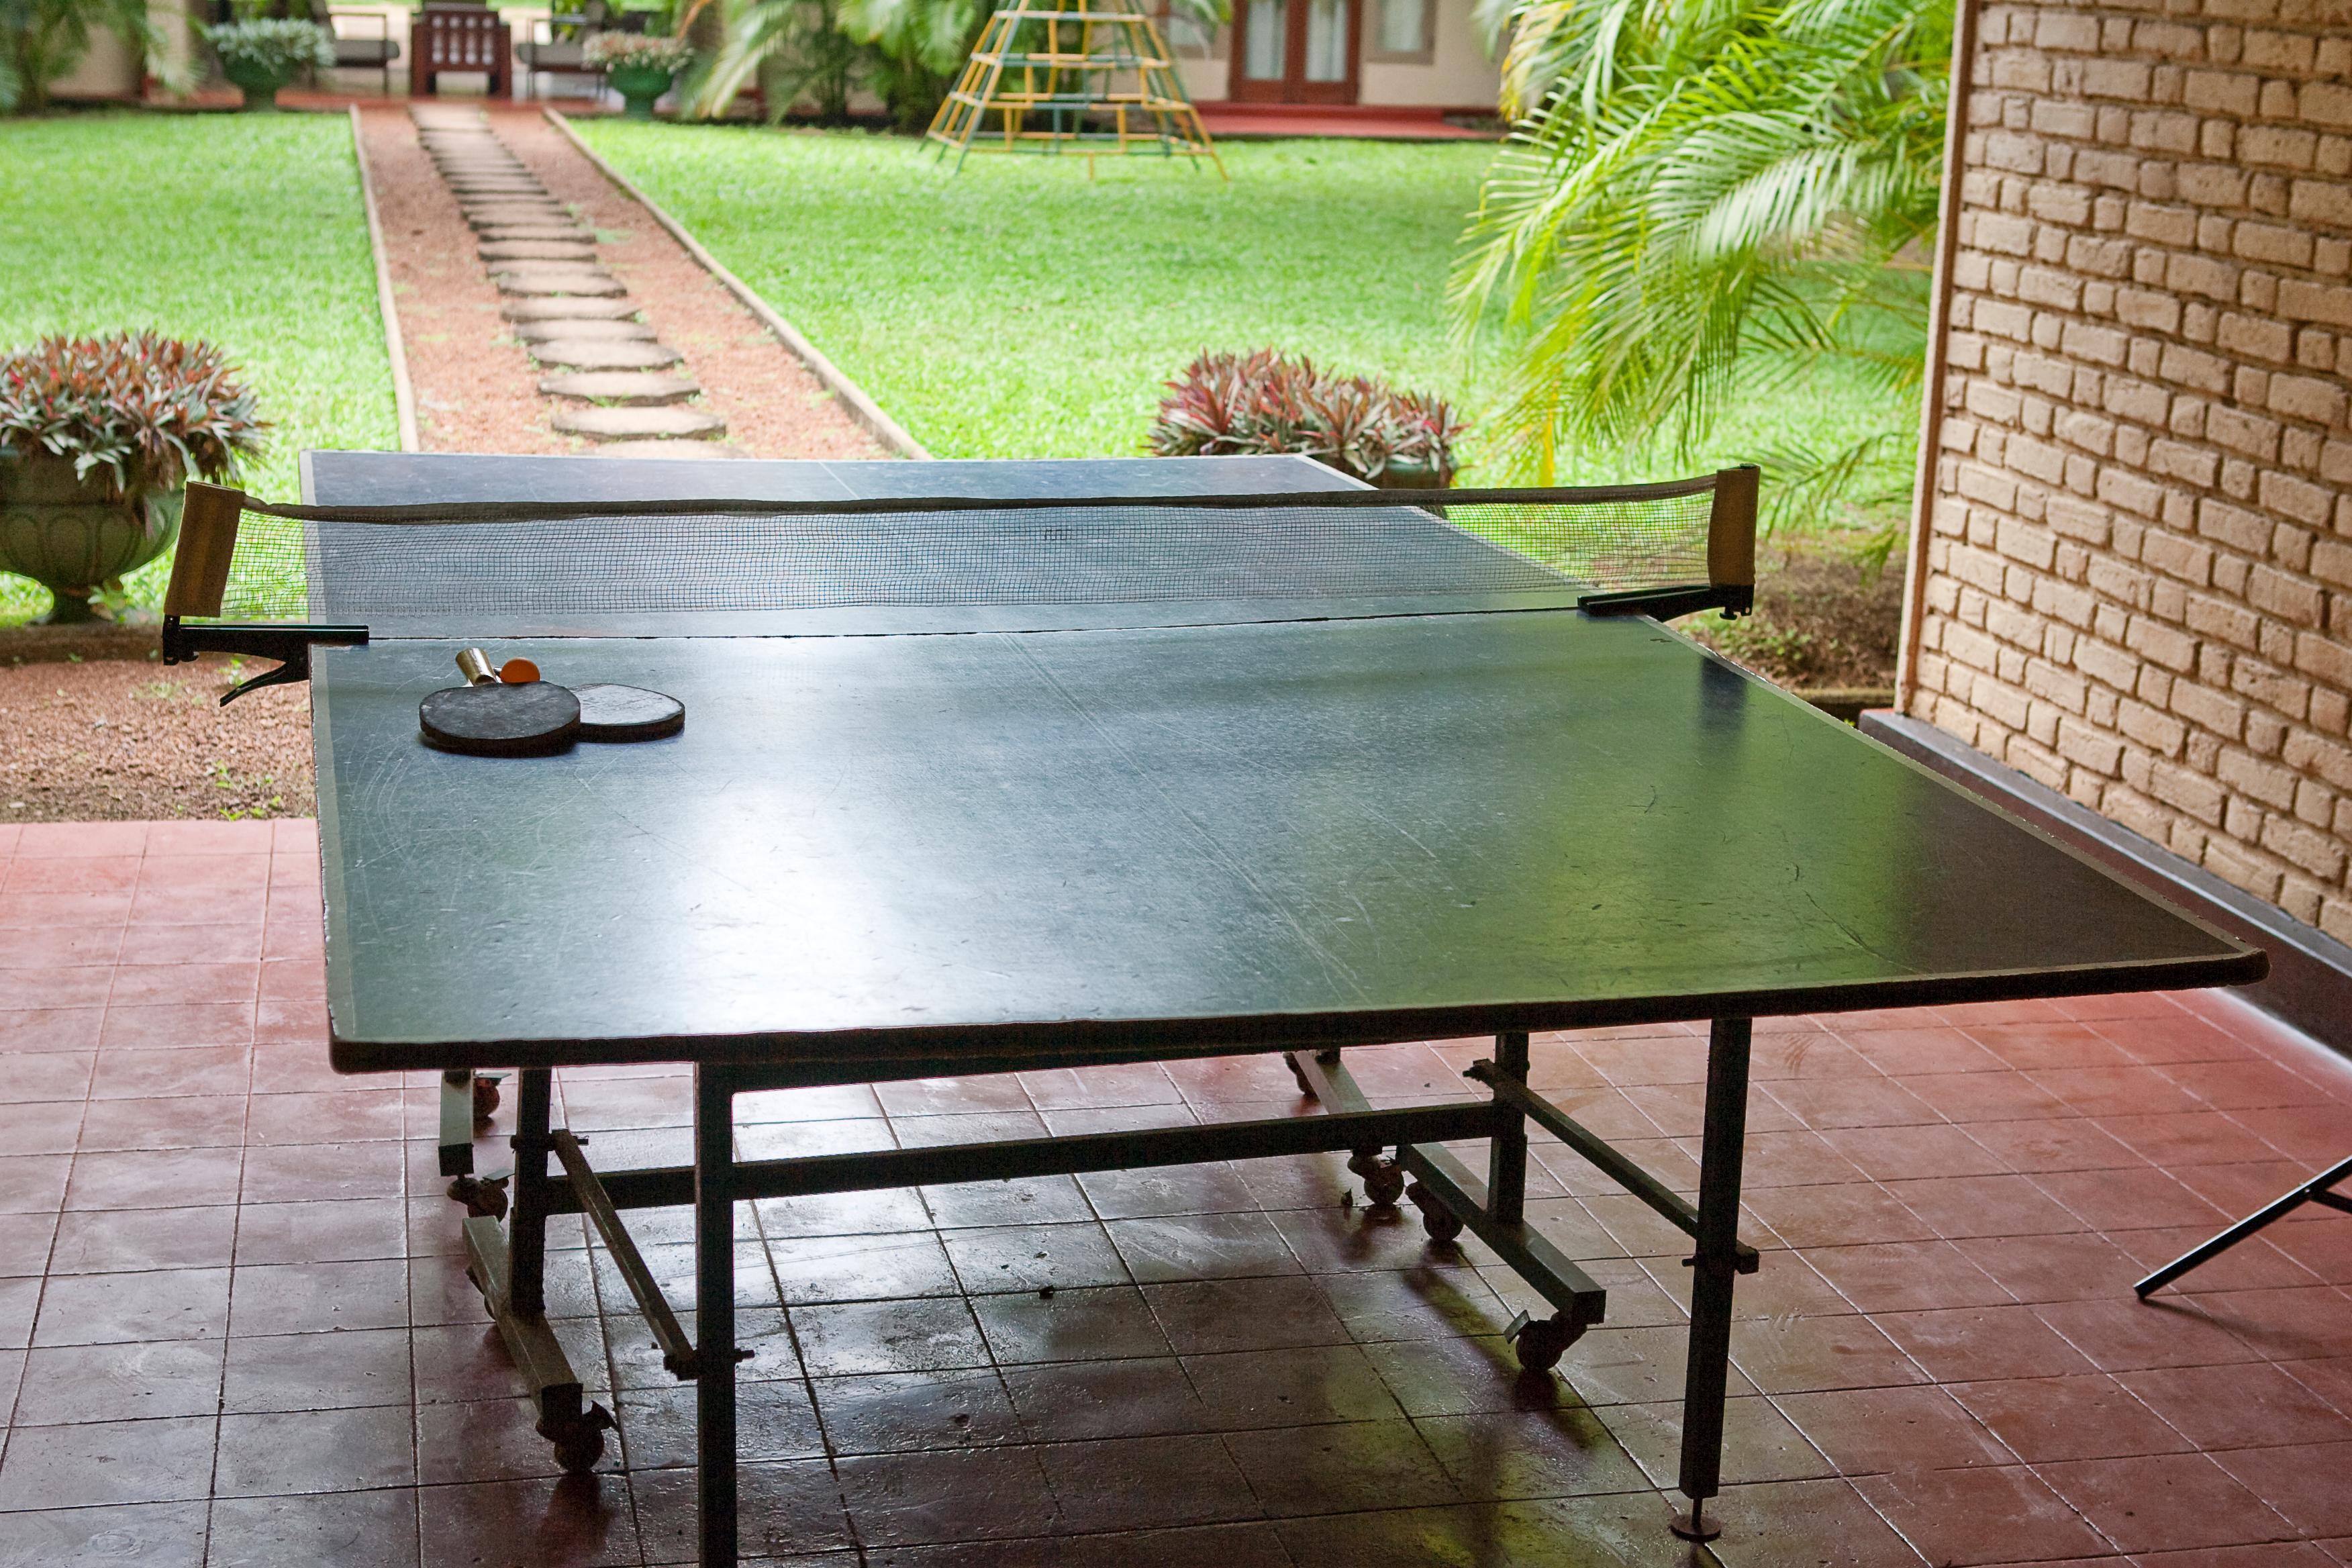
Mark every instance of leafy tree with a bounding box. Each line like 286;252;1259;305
692;0;1226;134
1;0;165;113
1452;0;1949;532
689;0;868;122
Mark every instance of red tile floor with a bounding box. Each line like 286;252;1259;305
1;819;2349;1566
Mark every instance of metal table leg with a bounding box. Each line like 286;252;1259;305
460;1064;611;1473
1673;1017;1753;1542
509;1067;553;1317
695;1064;740;1568
2136;1153;2352;1296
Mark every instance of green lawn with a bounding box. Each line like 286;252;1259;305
0;110;398;622
574;122;1912;503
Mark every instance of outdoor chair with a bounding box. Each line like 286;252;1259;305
416;1;513;97
517;0;613;100
307;0;401;95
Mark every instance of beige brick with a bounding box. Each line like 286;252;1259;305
2284;728;2352;791
2269;373;2346;426
2126;614;2200;671
2151;759;2228;823
2117;697;2188;754
2171;679;2248;738
2247;565;2325;625
2218;746;2301;809
2259;469;2335;528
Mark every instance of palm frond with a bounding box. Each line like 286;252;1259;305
1452;0;1952;507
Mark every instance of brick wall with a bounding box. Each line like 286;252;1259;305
1908;0;2352;938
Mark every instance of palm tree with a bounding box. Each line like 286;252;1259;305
1453;0;1950;530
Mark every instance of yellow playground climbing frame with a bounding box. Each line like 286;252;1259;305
926;0;1226;177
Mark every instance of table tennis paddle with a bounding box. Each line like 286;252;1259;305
575;684;687;742
420;648;581;756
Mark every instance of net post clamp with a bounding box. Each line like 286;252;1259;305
158;480;368;704
1577;583;1755;622
160;618;371;705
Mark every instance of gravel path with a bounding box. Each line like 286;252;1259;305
1;650;313;823
362;102;885;459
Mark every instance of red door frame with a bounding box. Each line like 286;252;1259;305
1228;0;1361;104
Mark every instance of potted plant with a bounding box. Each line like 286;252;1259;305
0;332;268;624
202;17;335;109
587;30;696;119
1149;350;1464;487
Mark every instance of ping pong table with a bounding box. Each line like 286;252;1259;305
168;450;2261;1565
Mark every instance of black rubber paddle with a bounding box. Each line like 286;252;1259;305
419;649;581;757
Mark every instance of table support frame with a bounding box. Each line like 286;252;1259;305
455;1024;1762;1567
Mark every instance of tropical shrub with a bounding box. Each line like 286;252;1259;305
0;0;163;112
1150;350;1462;486
0;332;268;495
1453;0;1948;532
202;17;334;80
691;0;864;122
691;0;1224;130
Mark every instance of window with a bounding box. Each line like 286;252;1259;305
1367;0;1434;63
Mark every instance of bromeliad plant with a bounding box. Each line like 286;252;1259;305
0;331;268;495
1150;350;1462;487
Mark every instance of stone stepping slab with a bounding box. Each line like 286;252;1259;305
553;404;726;441
495;269;618;293
479;226;595;243
499;275;628;298
465;207;573;228
449;185;550;199
503;297;639;322
479;241;600;262
511;318;658;343
493;258;615;277
530;338;683;369
540;371;702;405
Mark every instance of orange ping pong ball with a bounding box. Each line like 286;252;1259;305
499;658;541;685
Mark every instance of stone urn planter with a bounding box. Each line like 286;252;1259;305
606;62;677;119
586;34;696;121
203;20;337;111
1;330;267;624
220;54;299;110
0;453;184;624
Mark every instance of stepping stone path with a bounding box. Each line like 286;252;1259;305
407;105;728;449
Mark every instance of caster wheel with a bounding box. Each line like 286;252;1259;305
1406;1180;1464;1242
1348;1152;1405;1209
448;1173;509;1220
472;1073;503;1123
539;1404;614;1474
1506;1309;1583;1373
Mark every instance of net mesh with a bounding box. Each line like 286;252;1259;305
201;484;1724;626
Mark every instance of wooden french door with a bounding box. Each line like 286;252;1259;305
1228;0;1360;103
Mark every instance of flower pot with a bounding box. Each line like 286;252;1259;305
1374;459;1449;490
0;454;183;624
607;63;675;119
219;55;296;110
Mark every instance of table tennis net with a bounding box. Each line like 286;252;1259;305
166;476;1753;627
